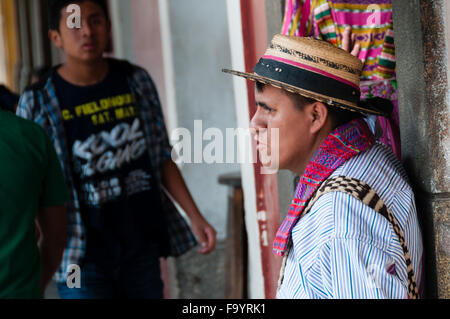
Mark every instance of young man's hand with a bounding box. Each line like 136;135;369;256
161;159;217;255
190;215;217;254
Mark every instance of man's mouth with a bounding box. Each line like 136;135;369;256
257;141;267;147
82;43;97;50
257;142;269;153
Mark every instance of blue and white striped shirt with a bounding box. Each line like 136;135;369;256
277;143;424;299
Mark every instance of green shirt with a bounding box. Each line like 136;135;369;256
0;110;68;299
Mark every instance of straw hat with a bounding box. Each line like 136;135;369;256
223;34;389;116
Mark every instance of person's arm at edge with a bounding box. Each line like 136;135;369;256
161;159;217;254
37;204;67;297
37;122;69;297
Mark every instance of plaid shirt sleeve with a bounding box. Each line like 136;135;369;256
132;67;172;170
17;90;37;121
17;89;56;142
17;85;87;284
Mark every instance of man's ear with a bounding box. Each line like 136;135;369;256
309;102;329;134
48;29;63;49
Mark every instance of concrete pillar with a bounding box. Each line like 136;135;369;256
265;0;298;223
392;0;450;298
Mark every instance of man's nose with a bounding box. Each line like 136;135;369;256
81;21;93;37
250;108;266;131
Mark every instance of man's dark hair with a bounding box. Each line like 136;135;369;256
325;104;364;129
256;81;363;128
47;0;109;31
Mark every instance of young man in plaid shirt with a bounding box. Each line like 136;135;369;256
17;0;216;299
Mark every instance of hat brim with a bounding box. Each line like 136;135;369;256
222;68;386;117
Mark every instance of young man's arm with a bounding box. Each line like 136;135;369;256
161;159;217;254
37;205;67;296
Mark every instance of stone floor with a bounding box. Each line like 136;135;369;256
175;240;226;299
44;281;60;299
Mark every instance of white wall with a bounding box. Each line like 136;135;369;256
167;0;240;241
225;0;265;299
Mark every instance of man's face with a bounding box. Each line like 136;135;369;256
52;1;110;63
251;85;315;175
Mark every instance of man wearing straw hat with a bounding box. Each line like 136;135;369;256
223;35;423;299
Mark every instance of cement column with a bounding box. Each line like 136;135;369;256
264;0;297;222
393;0;450;298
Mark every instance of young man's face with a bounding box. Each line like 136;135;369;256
51;1;111;63
251;85;316;175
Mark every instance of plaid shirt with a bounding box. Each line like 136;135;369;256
17;59;197;284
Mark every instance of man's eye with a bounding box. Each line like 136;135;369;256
261;105;274;113
90;18;103;25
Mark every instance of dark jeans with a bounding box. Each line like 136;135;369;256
56;254;164;299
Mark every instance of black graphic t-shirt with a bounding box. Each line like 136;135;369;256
54;66;166;267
